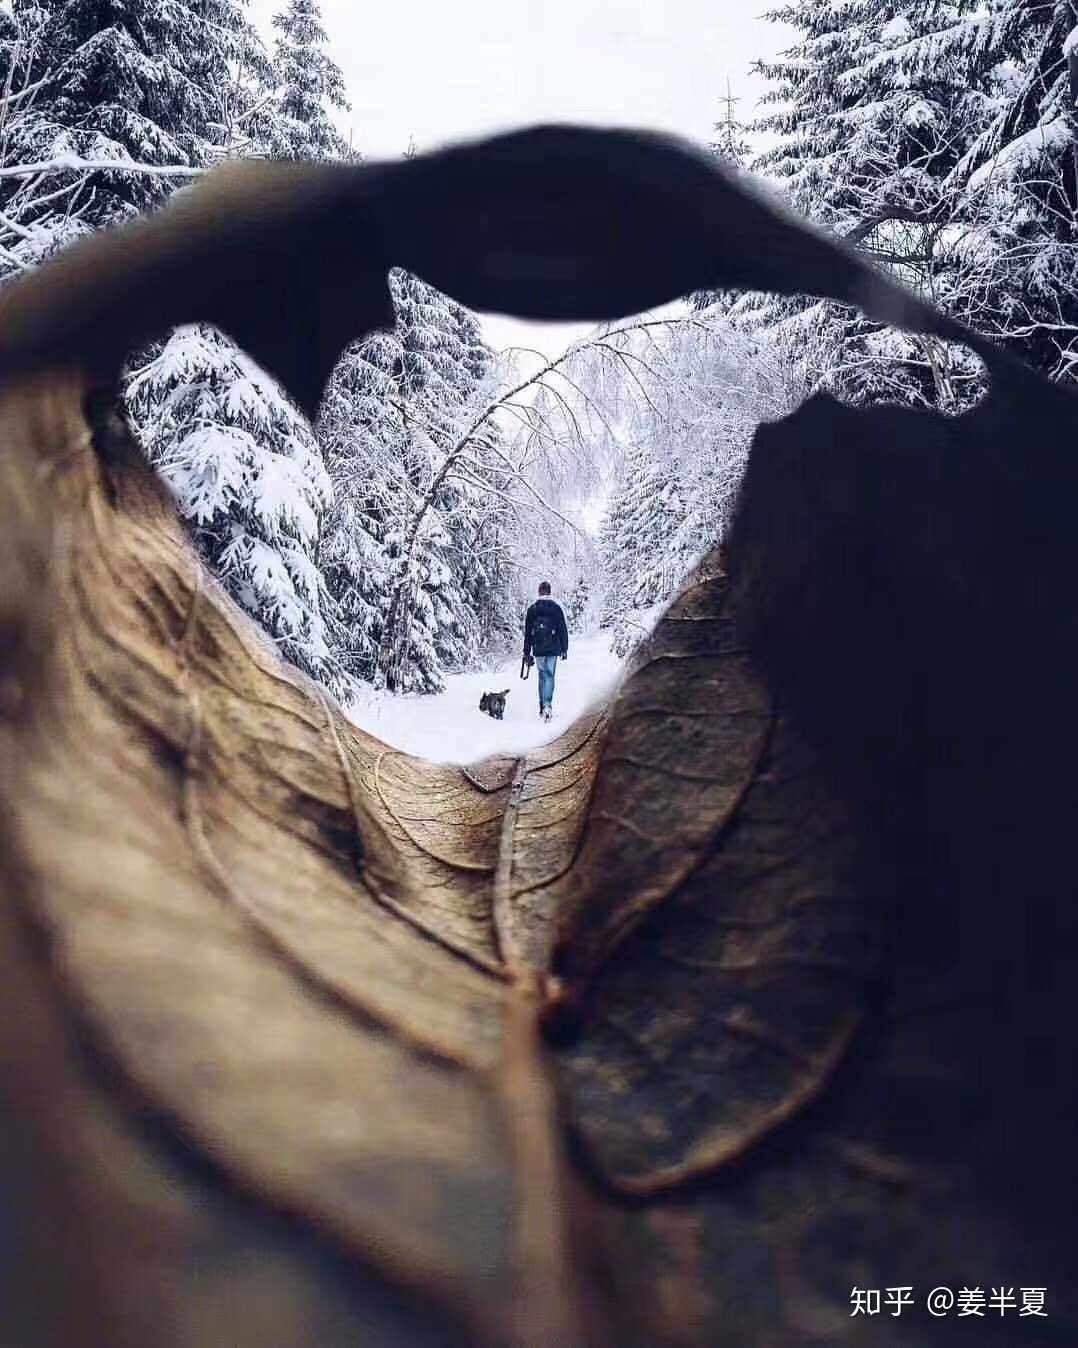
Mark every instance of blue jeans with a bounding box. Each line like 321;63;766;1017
536;654;558;710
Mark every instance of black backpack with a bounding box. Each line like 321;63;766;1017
532;609;559;656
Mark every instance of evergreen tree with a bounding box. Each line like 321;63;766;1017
708;79;750;166
599;445;691;656
268;0;349;161
749;0;1078;394
566;575;592;634
747;1;994;407
0;10;95;269
377;271;486;692
3;0;269;225
2;0;364;696
944;2;1078;377
318;328;401;684
0;2;367;700
691;80;752;312
667;403;757;561
126;324;345;694
320;268;514;694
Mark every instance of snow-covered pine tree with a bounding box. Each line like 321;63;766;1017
435;300;520;666
748;1;993;408
710;79;751;167
598;442;691;656
691;80;752;313
752;0;1078;393
0;1;362;699
321;268;515;694
375;271;478;693
387;283;522;691
667;402;758;561
66;0;355;695
268;0;349;161
943;2;1078;378
1;0;269;227
595;405;754;659
8;0;354;693
318;328;402;684
126;325;346;694
566;575;592;634
0;10;83;273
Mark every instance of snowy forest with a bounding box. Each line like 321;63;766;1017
2;0;1077;702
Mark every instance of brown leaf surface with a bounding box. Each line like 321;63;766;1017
2;374;1075;1348
0;381;531;1341
542;567;875;1193
2;126;1076;1348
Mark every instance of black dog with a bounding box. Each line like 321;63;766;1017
478;689;509;721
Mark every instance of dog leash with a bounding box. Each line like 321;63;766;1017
520;656;532;680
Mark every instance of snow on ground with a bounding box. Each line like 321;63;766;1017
346;632;624;764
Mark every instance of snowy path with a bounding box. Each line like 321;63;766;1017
346;633;624;764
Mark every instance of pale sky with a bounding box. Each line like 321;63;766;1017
250;0;795;356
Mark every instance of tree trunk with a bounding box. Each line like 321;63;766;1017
1068;17;1078;212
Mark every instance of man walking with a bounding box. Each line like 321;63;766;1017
523;581;568;722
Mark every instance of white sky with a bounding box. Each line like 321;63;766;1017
249;0;795;357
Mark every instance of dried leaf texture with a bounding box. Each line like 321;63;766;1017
0;378;523;1342
1;121;1075;1345
1;375;1074;1348
547;567;875;1193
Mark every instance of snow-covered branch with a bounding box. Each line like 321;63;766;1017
0;154;205;181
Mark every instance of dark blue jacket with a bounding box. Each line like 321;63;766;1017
524;597;568;658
